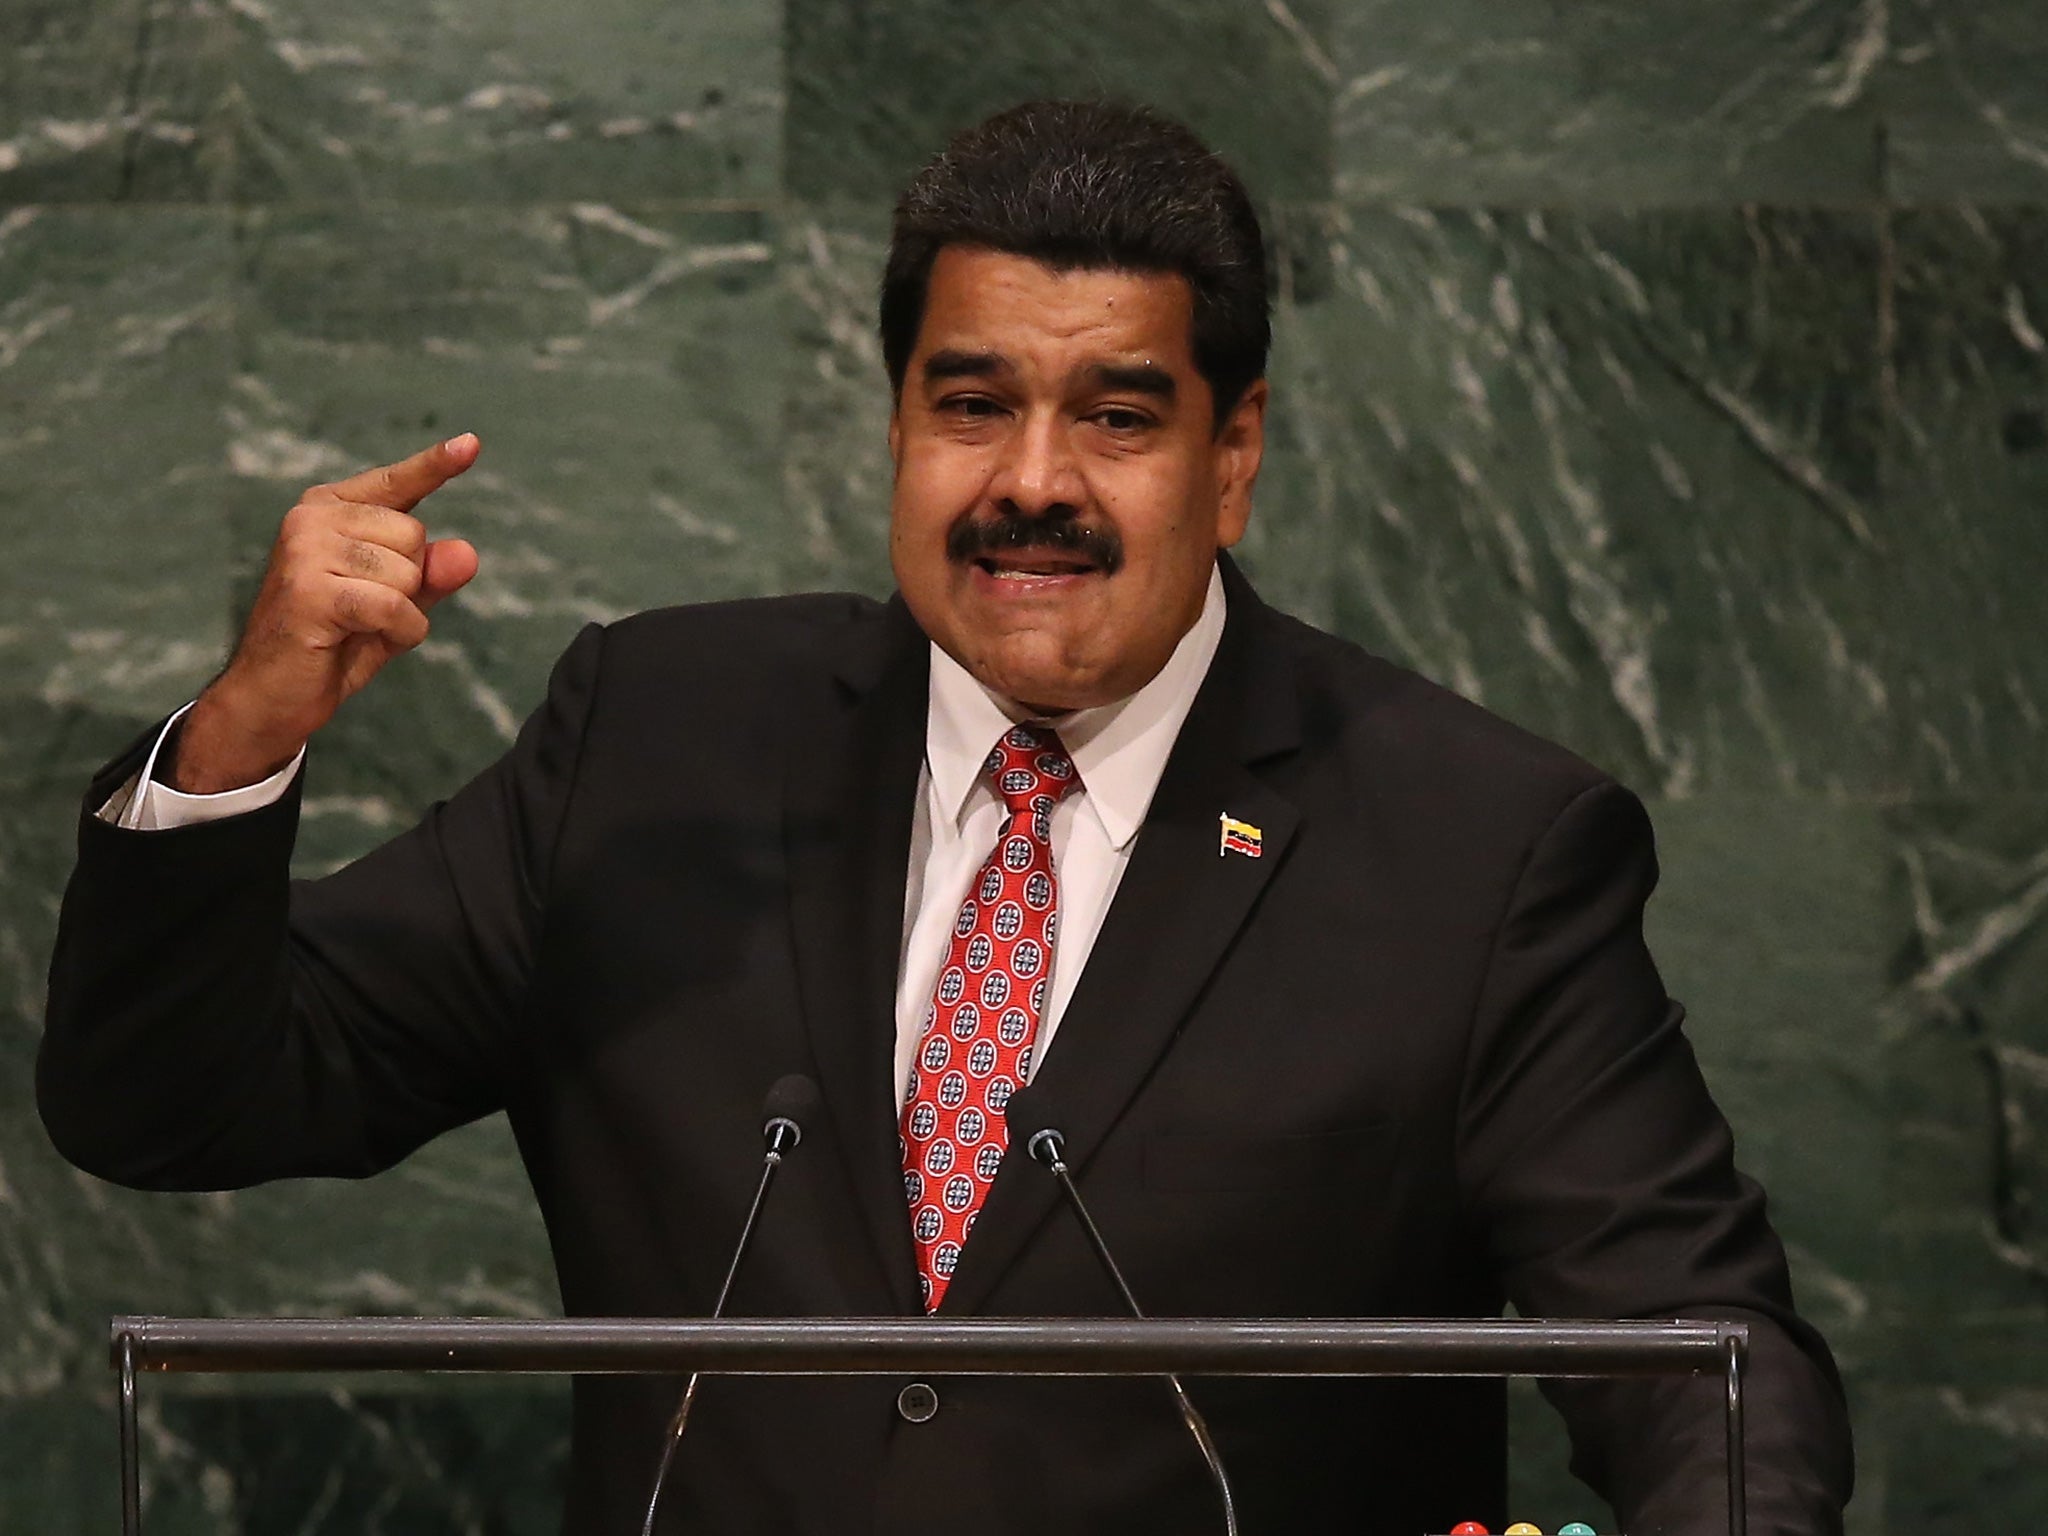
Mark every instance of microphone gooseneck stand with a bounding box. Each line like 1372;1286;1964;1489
640;1074;820;1536
1008;1091;1241;1536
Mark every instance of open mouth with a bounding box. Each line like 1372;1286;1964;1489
972;552;1102;581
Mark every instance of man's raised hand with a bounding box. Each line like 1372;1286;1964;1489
169;434;482;794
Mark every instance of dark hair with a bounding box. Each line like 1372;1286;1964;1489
880;100;1270;432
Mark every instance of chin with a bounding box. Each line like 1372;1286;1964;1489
969;644;1103;715
984;671;1096;716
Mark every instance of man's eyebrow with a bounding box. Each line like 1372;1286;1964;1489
1085;362;1177;402
917;352;1178;403
920;349;1011;384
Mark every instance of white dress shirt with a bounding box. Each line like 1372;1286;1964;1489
106;567;1230;1109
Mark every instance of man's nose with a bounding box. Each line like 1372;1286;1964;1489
989;410;1084;516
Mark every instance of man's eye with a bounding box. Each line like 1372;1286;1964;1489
1093;407;1152;432
941;395;1002;418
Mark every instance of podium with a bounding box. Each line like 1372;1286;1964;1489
109;1314;1748;1535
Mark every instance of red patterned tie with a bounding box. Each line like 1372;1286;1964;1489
901;724;1080;1311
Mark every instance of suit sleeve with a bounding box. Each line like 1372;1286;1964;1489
37;621;607;1190
1457;780;1854;1536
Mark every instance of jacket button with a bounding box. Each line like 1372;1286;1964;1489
896;1381;939;1423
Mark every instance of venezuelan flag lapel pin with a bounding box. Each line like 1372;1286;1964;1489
1218;813;1263;859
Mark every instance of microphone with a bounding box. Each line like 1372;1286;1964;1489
1003;1086;1240;1536
640;1073;821;1536
759;1072;817;1165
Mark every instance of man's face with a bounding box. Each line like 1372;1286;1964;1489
888;245;1266;713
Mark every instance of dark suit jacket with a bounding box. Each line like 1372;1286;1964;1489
41;560;1852;1534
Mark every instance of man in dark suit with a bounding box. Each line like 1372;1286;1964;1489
40;101;1852;1533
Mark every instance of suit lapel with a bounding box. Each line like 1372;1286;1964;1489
784;598;929;1314
940;564;1303;1316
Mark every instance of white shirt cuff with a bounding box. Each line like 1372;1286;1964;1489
96;701;305;831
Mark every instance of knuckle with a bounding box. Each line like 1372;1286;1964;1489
340;538;381;577
283;498;337;538
375;585;414;626
273;528;316;573
392;512;427;554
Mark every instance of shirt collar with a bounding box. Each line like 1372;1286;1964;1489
925;564;1228;853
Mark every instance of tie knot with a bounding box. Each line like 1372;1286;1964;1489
984;725;1080;819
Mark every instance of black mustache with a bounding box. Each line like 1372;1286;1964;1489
946;516;1124;574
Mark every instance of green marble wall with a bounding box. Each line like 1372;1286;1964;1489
3;0;2043;1528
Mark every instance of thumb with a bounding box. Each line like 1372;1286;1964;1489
419;537;479;610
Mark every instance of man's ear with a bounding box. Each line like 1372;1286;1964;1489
888;402;903;470
1213;378;1267;548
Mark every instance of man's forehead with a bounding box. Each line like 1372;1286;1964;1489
914;246;1198;372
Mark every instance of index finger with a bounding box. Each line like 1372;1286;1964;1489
326;432;480;513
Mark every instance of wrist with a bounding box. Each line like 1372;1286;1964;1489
166;682;307;795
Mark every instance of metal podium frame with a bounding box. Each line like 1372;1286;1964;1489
109;1315;1748;1536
